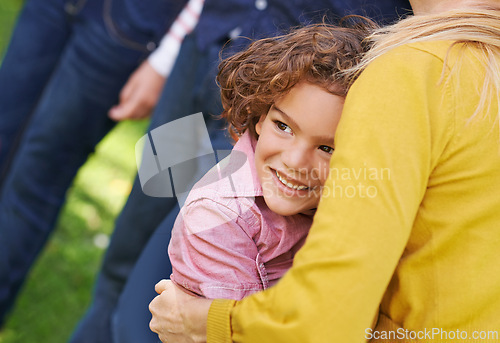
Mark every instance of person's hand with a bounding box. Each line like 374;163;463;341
109;60;165;121
149;279;212;343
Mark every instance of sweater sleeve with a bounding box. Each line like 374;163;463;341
207;44;454;342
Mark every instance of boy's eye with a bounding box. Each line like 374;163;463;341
275;121;292;133
319;145;334;154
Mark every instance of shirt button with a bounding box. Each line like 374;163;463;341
146;41;157;52
255;0;267;11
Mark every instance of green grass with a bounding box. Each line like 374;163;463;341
0;3;149;342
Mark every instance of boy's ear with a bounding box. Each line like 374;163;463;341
255;115;266;136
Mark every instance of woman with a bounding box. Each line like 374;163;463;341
149;0;500;342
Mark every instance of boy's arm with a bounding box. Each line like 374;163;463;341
168;197;266;300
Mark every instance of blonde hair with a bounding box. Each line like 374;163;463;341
348;8;500;125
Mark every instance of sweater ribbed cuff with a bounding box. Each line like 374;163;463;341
207;299;237;343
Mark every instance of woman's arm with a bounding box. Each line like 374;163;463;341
149;44;453;343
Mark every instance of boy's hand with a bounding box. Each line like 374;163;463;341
149;279;212;343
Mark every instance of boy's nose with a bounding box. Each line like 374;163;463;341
282;145;311;173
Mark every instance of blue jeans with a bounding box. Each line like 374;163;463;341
70;33;232;342
0;0;161;325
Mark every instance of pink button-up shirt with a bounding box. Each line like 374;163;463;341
168;131;312;300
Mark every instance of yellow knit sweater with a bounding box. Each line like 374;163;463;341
207;40;500;343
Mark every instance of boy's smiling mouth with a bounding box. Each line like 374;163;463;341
275;170;310;191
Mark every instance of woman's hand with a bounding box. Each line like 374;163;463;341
149;279;213;343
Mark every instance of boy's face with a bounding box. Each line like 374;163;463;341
254;81;344;216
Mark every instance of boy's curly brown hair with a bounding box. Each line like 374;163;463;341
217;19;376;140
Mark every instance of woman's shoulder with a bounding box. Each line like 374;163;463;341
357;40;458;89
376;40;455;66
377;40;486;71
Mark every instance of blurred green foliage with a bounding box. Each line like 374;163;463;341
0;1;22;56
0;2;149;342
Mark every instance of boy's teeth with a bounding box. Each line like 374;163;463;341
276;171;308;190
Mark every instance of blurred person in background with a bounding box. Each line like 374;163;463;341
0;0;188;331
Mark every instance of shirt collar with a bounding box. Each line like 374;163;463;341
213;130;263;198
